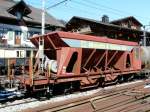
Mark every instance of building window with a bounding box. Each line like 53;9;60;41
16;51;24;58
15;31;22;37
8;30;14;41
0;29;4;38
0;28;8;38
26;50;30;57
23;31;27;40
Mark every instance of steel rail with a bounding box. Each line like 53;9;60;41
24;79;150;112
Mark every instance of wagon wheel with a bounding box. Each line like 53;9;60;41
99;77;105;88
64;82;73;95
118;75;124;84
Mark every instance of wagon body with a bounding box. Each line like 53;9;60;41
26;31;141;88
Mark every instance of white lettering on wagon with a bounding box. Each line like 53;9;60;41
62;38;133;51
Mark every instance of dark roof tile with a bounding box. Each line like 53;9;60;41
67;16;143;32
0;0;64;27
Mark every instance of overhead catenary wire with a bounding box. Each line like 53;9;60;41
46;0;69;10
48;7;103;22
87;0;150;20
65;5;99;16
47;2;116;21
71;0;124;17
25;0;150;24
73;0;150;22
37;0;119;19
84;0;135;15
46;0;107;20
68;1;126;21
25;0;57;8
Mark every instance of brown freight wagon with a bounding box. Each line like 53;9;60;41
18;31;141;93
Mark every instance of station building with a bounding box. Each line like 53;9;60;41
0;0;64;47
0;0;64;75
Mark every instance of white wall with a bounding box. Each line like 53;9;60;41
0;23;46;47
0;49;26;58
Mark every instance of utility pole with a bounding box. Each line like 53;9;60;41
42;0;45;35
39;0;45;73
38;0;69;73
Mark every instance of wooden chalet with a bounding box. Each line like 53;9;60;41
110;16;142;30
66;16;150;46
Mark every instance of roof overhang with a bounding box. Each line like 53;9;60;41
7;0;31;17
110;16;143;27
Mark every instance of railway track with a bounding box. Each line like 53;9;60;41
23;79;150;112
0;98;37;109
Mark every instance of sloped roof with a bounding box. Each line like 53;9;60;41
110;16;143;26
0;0;64;28
67;16;143;32
7;0;31;16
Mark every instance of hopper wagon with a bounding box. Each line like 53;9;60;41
16;31;142;93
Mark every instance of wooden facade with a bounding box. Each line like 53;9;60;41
66;16;150;46
110;16;142;30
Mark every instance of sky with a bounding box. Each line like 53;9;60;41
24;0;150;25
